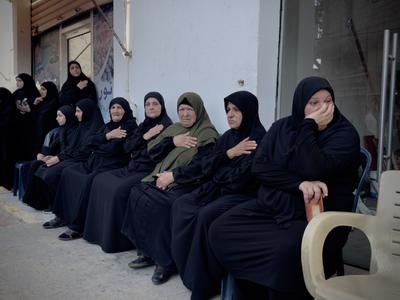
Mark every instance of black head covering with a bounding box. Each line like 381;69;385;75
67;61;89;84
224;91;266;142
14;73;40;103
0;87;14;108
291;76;335;126
142;91;172;131
76;98;98;123
107;97;135;129
41;81;59;102
58;105;77;128
0;87;15;128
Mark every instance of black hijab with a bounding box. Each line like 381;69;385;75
41;81;59;102
223;90;266;147
107;97;135;130
14;73;40;104
58;105;78;150
75;98;104;136
66;61;90;85
0;87;15;129
141;92;172;132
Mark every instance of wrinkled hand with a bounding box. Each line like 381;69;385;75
299;181;328;204
106;126;127;140
156;172;174;190
34;97;43;105
143;124;164;140
305;103;334;131
77;80;88;90
226;137;257;159
46;156;60;167
173;132;197;148
36;153;45;161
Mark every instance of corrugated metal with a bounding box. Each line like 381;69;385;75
31;0;112;36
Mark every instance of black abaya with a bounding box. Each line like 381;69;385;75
170;91;266;299
0;88;16;189
83;92;172;253
209;77;360;298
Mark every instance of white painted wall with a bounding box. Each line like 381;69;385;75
0;0;15;90
114;0;281;133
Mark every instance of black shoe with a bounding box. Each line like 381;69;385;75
43;217;66;229
58;229;83;241
151;264;177;285
128;255;155;269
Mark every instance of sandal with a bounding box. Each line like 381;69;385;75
58;229;83;241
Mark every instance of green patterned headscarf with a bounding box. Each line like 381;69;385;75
142;92;219;182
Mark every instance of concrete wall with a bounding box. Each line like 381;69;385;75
0;0;15;90
114;0;281;133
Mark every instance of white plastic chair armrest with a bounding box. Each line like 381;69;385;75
301;211;375;297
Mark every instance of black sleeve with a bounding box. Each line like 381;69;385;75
252;125;304;194
289;119;360;180
148;137;176;162
59;82;79;106
124;125;147;154
172;143;215;184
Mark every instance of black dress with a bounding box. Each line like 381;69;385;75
59;61;97;106
32;81;59;154
0;88;16;190
13;73;41;162
27;99;104;210
52;97;137;234
209;77;360;299
83;92;172;253
120;142;215;268
170;91;266;300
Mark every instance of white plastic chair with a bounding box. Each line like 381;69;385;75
301;170;400;300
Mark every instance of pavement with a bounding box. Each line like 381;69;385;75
0;190;191;300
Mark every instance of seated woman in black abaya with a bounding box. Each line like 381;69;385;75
83;92;172;253
23;105;76;210
121;92;219;285
46;97;137;241
209;77;360;300
25;99;103;211
170;91;266;300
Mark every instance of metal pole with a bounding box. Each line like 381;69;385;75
377;30;390;181
387;33;398;170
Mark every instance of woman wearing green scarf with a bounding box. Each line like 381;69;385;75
121;92;218;285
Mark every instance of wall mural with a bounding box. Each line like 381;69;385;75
93;3;114;122
33;27;60;88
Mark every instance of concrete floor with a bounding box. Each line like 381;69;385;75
0;191;191;300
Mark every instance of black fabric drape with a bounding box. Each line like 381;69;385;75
209;77;360;297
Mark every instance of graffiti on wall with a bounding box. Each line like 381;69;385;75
33;27;60;87
93;3;114;121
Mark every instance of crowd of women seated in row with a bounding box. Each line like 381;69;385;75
0;64;361;300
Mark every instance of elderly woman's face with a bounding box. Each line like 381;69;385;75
304;89;333;117
178;104;196;128
226;102;243;130
110;103;125;122
145;97;162;119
